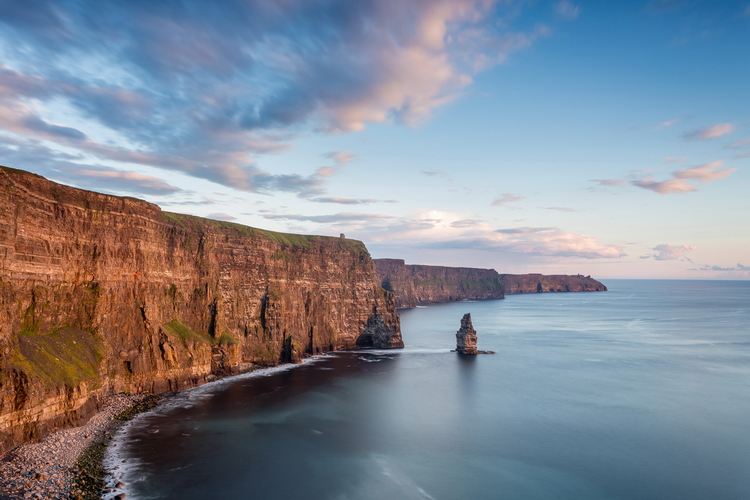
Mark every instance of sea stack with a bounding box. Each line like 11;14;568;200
456;313;479;354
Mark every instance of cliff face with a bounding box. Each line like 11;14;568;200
499;274;607;293
0;167;402;454
374;259;505;308
374;259;607;308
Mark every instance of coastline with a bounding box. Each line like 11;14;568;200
0;393;149;500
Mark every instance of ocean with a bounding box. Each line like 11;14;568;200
105;280;750;500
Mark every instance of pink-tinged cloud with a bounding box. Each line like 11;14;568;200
649;244;696;261
683;123;735;141
68;169;181;193
491;193;524;206
631;177;697;194
672;160;736;184
631;161;736;194
657;119;679;129
727;138;750;149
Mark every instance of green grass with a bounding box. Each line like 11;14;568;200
12;328;104;387
162;319;212;345
161;211;370;255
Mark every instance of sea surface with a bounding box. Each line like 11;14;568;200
107;280;750;500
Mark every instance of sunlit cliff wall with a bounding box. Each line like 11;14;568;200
0;166;402;453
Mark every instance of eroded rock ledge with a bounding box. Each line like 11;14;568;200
0;166;402;454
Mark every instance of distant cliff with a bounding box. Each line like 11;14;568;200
374;259;505;308
500;273;607;293
374;259;606;308
0;166;402;454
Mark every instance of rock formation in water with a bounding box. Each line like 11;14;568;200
0;166;402;454
374;259;505;308
374;259;607;308
453;313;494;355
455;313;478;354
499;273;607;293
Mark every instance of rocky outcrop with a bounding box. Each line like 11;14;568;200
455;313;478;354
0;166;402;454
374;259;505;308
499;273;607;293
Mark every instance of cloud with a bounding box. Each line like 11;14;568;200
544;206;578;212
657;119;679;129
697;264;750;271
0;1;557;195
555;1;580;20
683;123;735;141
421;170;449;177
664;157;688;163
309;197;386;205
207;213;237;221
261;212;396;224
427;226;624;259
325;151;356;165
491;193;524;206
631;161;736;194
643;244;696;261
591;178;629;187
727;138;750;149
67;169;182;194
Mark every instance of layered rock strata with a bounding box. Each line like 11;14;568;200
0;166;402;454
374;259;607;308
374;259;504;308
455;313;478;354
499;273;607;293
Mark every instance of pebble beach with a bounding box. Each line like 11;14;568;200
0;394;148;500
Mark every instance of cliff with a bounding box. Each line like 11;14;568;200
499;273;607;293
374;259;505;308
0;166;402;454
374;259;607;308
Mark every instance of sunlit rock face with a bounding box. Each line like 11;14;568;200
0;166;402;454
455;313;478;355
374;259;505;308
498;273;607;294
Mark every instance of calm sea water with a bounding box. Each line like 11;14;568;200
107;280;750;500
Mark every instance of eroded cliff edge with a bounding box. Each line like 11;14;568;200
374;259;606;308
374;259;505;308
0;167;402;454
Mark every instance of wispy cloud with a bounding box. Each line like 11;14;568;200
491;193;524;206
207;213;237;221
641;244;696;261
664;157;688;163
632;161;736;194
683;123;735;141
309;197;395;205
727;138;750;149
695;263;750;271
555;1;580;20
591;178;629;187
657;119;679;129
544;206;578;212
0;0;554;194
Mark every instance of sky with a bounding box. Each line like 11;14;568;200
0;0;748;279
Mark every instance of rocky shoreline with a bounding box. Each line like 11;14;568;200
0;393;154;500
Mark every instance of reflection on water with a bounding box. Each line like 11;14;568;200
113;280;750;500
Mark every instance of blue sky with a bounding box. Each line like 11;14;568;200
0;0;747;279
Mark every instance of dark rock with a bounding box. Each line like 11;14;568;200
455;314;478;354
